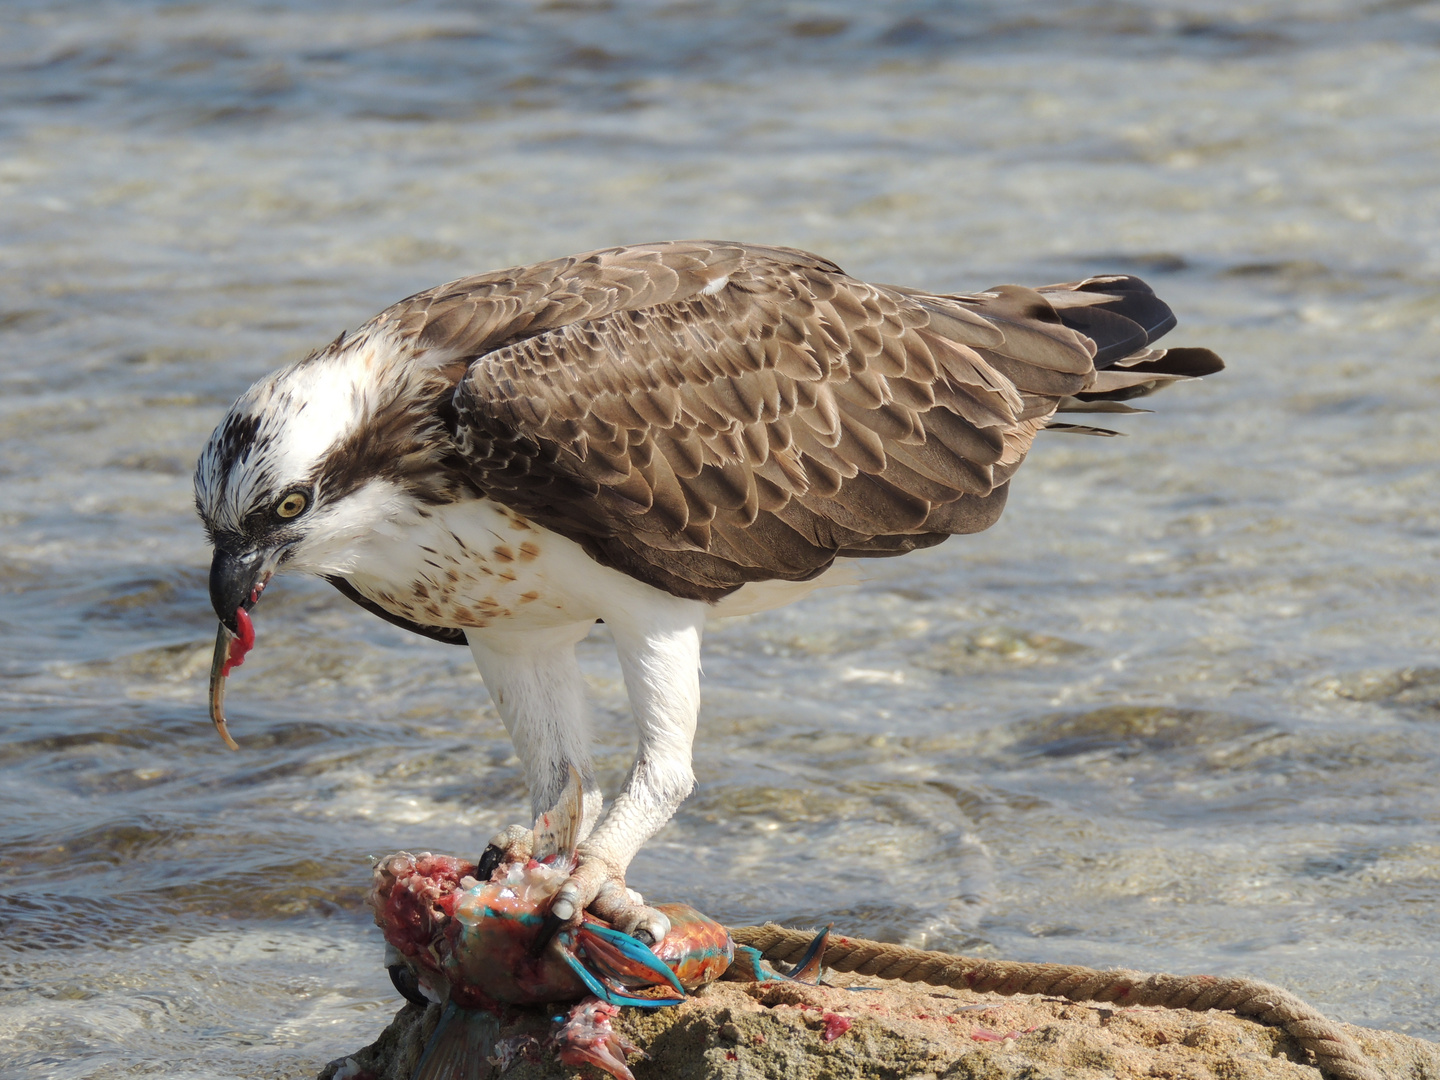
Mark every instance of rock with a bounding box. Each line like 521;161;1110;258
318;972;1439;1080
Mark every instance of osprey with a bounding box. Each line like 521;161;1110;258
195;240;1222;945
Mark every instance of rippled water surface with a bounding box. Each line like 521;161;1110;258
4;1;1440;1074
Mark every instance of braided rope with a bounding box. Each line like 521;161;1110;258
730;924;1380;1080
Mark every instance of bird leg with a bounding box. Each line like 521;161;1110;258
547;601;705;944
467;622;603;877
467;600;704;944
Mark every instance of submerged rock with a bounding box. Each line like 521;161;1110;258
319;973;1438;1080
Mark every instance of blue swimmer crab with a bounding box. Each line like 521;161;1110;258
370;788;826;1080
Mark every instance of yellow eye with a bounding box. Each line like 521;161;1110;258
275;492;308;519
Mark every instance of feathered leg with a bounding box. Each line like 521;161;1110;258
548;595;707;943
466;622;603;866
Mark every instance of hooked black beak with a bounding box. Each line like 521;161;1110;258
209;548;267;631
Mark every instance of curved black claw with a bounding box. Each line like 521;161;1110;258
388;963;429;1007
529;909;567;958
476;843;505;881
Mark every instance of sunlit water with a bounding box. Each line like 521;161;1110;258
3;1;1439;1074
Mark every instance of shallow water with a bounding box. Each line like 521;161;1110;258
3;0;1440;1074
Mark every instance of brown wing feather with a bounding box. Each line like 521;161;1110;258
392;242;1219;602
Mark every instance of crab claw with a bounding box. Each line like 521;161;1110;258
558;949;684;1009
384;944;432;1007
576;922;686;997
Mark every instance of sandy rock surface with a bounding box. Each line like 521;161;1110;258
318;973;1439;1080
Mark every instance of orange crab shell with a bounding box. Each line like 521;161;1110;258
643;905;734;989
446;872;590;1006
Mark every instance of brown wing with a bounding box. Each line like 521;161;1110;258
397;241;1217;602
367;240;762;365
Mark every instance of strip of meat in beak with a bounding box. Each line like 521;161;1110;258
207;606;255;751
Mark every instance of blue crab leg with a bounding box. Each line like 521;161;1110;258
579;922;688;996
733;944;771;982
787;924;831;983
732;925;830;984
558;949;685;1009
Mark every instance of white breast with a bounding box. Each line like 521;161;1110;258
338;495;859;633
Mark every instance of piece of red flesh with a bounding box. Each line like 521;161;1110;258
554;1000;638;1080
222;606;256;677
376;854;476;963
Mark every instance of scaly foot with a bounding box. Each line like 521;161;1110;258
476;823;533;880
477;773;590;879
548;850;672;945
484;771;668;945
483;832;670;949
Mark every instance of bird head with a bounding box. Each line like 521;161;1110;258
193;333;453;747
195;345;402;630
